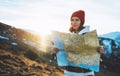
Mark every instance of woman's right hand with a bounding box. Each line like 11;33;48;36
52;47;59;55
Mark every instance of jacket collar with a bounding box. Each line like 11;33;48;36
78;26;90;34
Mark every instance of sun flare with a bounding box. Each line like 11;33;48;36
33;28;53;52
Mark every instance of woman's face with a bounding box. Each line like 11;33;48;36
71;17;81;30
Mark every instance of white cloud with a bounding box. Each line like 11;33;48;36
0;0;119;35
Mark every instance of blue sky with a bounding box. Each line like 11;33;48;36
0;0;120;35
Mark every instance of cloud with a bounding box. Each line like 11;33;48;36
0;0;119;35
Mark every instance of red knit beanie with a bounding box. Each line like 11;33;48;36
71;10;85;25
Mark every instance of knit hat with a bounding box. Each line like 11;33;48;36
71;10;85;25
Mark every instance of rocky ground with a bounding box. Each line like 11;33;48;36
0;49;120;76
0;49;64;76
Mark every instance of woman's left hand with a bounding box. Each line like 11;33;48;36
97;46;104;54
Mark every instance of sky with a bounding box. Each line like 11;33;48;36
0;0;120;35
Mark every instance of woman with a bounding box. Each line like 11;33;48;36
52;10;104;76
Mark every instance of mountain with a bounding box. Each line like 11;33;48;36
98;32;120;74
99;32;120;40
0;22;120;76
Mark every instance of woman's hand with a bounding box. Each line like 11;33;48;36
97;46;104;62
51;47;59;55
97;46;104;54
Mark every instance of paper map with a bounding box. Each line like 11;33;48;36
52;30;100;72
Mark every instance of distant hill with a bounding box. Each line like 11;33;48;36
98;32;120;74
99;32;120;40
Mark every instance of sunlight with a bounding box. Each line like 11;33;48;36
33;27;53;52
38;34;53;53
28;26;51;37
